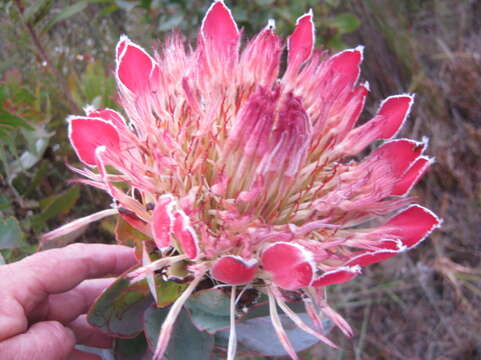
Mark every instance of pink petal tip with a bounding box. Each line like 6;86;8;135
68;116;120;166
211;255;258;285
262;242;315;290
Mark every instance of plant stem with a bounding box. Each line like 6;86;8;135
13;0;80;114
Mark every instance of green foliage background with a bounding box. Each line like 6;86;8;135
1;0;480;358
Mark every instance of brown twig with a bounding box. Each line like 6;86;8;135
13;0;80;114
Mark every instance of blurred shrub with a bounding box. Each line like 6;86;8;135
112;0;360;49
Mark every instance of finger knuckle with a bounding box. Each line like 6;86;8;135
66;242;87;253
43;321;75;347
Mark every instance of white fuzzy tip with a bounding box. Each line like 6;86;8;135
83;104;96;115
267;19;276;30
119;34;130;43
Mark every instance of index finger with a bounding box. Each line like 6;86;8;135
0;243;137;340
14;243;137;307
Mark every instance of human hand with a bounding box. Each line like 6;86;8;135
0;243;137;360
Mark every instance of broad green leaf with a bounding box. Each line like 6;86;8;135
114;333;150;360
22;160;49;197
12;87;35;104
99;5;119;17
88;266;154;337
0;216;23;249
184;288;230;334
115;216;151;251
0;194;11;211
0;109;33;138
144;305;215;360
31;186;80;228
244;299;306;320
39;186;78;212
24;125;52;154
329;13;360;34
77;61;116;109
326;36;346;52
140;243;189;308
7;125;52;182
8;147;46;179
155;279;188;308
216;313;329;357
43;1;89;32
0;110;32;128
139;0;153;10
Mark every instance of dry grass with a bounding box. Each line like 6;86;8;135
305;1;481;359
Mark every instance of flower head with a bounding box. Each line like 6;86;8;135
48;1;441;358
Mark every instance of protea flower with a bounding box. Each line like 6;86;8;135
45;1;441;359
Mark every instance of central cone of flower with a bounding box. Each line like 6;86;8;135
50;1;441;359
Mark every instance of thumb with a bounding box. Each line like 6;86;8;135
0;321;76;360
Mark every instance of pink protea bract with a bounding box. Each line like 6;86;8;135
46;1;442;358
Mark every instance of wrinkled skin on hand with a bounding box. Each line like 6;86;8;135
0;243;136;360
